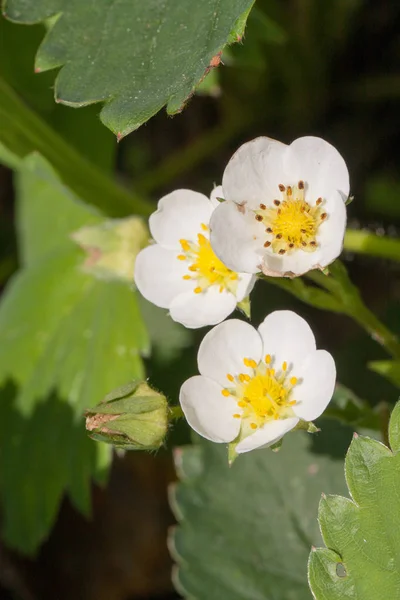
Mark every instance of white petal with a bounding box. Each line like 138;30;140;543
262;249;319;277
210;185;224;208
284;136;350;202
236;417;299;453
258;310;316;371
210;200;264;273
169;286;237;329
179;375;240;443
149;189;213;248
316;190;347;268
293;350;336;421
236;273;257;302
198;319;262;387
134;244;191;308
222;137;287;209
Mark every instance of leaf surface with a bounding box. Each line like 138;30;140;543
309;402;400;600
0;153;149;553
3;0;255;136
171;423;350;599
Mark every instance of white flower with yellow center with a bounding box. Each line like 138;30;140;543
134;188;255;329
179;311;336;453
210;136;350;277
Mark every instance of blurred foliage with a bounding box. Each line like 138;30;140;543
0;1;399;599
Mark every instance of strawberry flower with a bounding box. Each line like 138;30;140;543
179;311;336;453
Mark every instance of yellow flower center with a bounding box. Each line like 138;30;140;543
177;225;238;294
254;181;327;255
222;355;298;433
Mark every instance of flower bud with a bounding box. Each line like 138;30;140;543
85;380;168;450
72;217;148;282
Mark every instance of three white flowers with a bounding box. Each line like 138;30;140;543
134;135;348;453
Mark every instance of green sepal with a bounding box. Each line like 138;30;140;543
237;295;251;319
293;419;320;433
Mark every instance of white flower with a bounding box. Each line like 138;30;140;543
210;136;350;277
179;310;336;454
134;188;256;329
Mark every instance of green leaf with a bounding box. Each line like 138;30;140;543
308;402;400;600
0;153;149;553
3;0;255;137
170;423;350;599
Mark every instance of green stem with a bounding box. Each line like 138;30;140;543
309;266;400;359
351;304;400;359
0;77;152;218
344;229;400;263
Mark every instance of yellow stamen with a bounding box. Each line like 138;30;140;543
180;239;190;251
238;401;246;408
243;358;257;369
265;354;271;364
182;275;191;280
201;223;208;231
233;413;241;419
282;361;287;371
221;389;230;397
194;286;202;294
250;423;257;429
290;377;298;385
177;254;186;260
227;374;234;382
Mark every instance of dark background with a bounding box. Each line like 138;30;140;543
1;0;400;598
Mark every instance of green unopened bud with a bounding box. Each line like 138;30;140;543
85;380;168;450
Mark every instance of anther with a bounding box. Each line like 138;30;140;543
298;180;304;189
259;203;266;210
201;223;208;231
276;233;282;239
302;242;307;247
227;374;234;382
282;361;287;371
301;229;307;233
288;243;294;248
255;214;263;222
243;358;257;368
321;213;327;220
266;227;273;233
194;286;202;294
273;199;281;206
177;255;186;260
250;423;257;429
182;275;191;280
287;186;292;196
290;377;298;385
264;241;271;248
278;249;286;255
180;239;190;251
238;401;246;408
221;389;230;397
310;241;317;247
233;413;241;419
265;354;271;364
278;184;285;192
316;198;322;205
